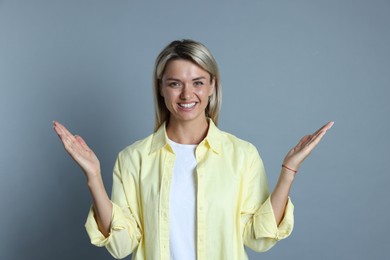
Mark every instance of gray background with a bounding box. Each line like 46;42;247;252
1;0;389;259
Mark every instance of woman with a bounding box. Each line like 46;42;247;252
53;39;333;259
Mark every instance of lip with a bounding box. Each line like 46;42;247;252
177;102;198;110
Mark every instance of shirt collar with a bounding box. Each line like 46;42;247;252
203;119;221;154
149;118;222;155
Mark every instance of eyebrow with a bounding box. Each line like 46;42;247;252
192;77;206;81
165;78;181;81
165;77;207;81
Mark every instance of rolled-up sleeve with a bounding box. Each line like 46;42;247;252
241;145;294;252
85;153;142;259
253;196;294;241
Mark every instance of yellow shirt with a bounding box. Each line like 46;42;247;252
85;120;294;259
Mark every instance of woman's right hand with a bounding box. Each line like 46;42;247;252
53;121;101;179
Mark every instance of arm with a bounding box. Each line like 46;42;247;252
53;121;112;236
241;146;294;252
271;121;334;225
54;121;141;258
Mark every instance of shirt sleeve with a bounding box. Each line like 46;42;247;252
85;153;142;259
241;145;294;252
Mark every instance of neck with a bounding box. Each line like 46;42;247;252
166;117;209;145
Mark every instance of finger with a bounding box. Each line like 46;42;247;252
312;121;334;136
314;121;334;140
306;121;334;145
75;135;91;151
305;129;327;150
295;135;311;148
295;121;334;151
53;121;68;137
56;122;75;140
320;121;334;133
310;122;329;137
56;123;79;148
53;122;84;154
53;121;65;137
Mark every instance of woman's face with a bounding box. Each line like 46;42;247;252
160;59;215;125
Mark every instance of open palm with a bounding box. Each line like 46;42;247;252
283;121;334;171
53;121;100;177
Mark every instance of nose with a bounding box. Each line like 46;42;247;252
180;84;192;100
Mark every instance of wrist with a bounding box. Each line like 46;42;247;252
86;171;103;186
280;167;296;183
282;164;298;174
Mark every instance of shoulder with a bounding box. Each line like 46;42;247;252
217;128;261;158
117;132;155;160
208;120;258;154
215;128;265;175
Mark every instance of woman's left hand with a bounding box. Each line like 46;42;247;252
282;121;334;172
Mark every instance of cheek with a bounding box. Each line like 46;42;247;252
194;88;207;97
162;96;175;113
197;87;213;99
160;88;170;99
161;89;178;104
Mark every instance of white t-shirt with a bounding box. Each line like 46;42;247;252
168;139;197;260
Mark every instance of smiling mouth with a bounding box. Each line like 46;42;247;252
178;102;197;108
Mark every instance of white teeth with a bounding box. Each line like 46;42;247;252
179;102;196;108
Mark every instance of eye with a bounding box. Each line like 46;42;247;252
194;81;204;87
168;81;181;88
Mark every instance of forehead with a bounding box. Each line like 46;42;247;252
162;59;210;80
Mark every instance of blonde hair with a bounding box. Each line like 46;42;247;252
153;39;222;131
